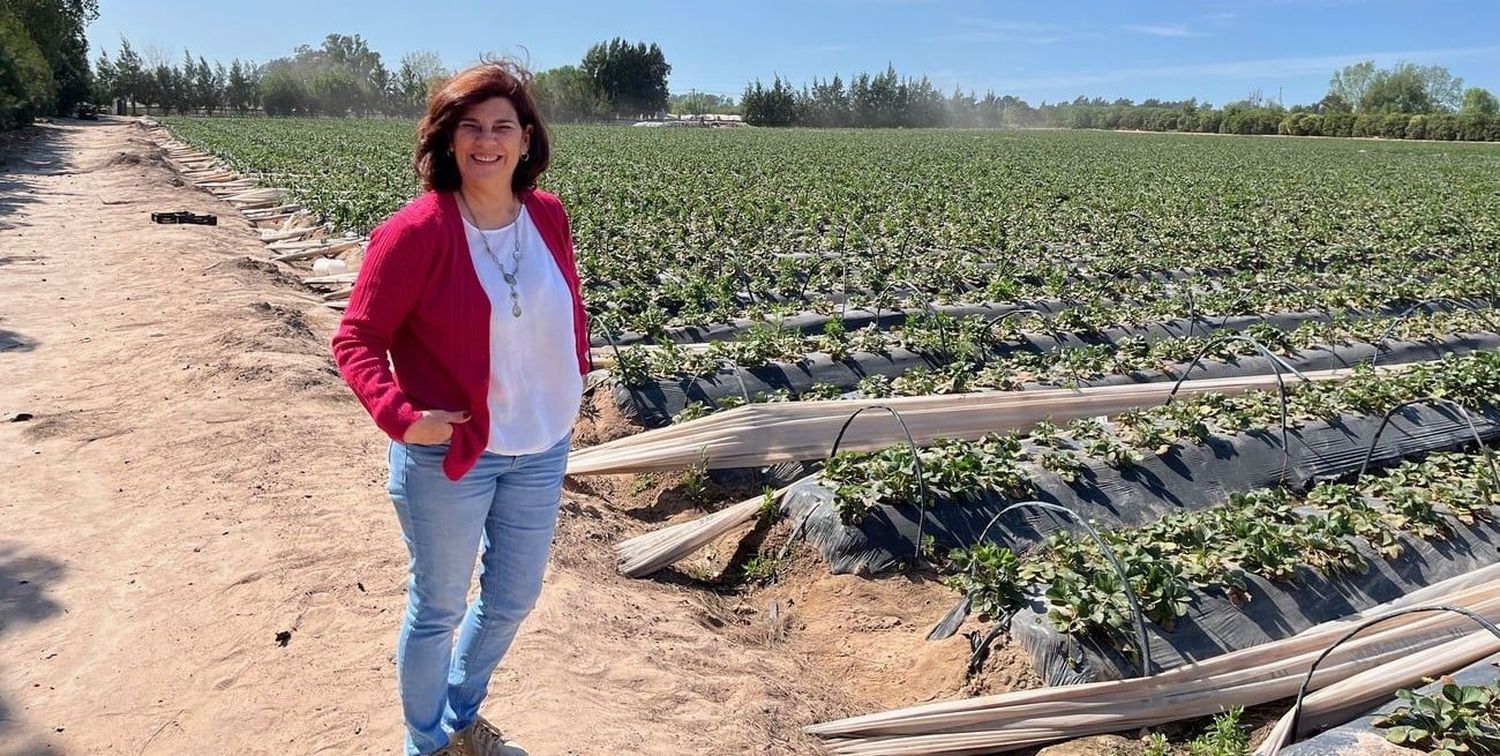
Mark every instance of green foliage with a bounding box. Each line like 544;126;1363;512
1186;707;1250;756
938;438;1498;650
0;0;97;125
0;9;55;128
1462;87;1500;116
680;449;712;508
1374;678;1500;756
669;91;737;116
822;350;1500;522
1144;732;1170;756
741;553;781;585
534;65;610;123
581;38;671;117
258;64;310;117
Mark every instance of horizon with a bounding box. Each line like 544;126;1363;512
88;0;1500;108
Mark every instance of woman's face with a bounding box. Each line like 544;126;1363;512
451;96;531;193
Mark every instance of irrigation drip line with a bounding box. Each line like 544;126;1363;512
1282;604;1500;750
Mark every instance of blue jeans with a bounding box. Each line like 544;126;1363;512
387;433;571;756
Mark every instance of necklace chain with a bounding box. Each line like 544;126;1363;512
459;193;524;318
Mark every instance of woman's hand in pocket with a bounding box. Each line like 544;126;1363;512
404;410;469;445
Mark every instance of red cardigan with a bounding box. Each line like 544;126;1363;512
332;189;590;481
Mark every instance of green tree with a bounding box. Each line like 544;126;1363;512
150;61;184;114
92;48;113;105
534;65;609;122
580;38;671;117
368;59;392;116
394;50;446;117
1328;60;1375;112
1360;63;1436;114
179;48;196;111
0;0;99;124
1316;92;1352;113
259;65;308;116
1418;64;1464;111
1461;87;1499;115
0;10;55;127
668;90;736;116
113;37;145;115
805;75;850;127
313;67;359;116
740;76;798;126
315;34;384;114
225;59;255;114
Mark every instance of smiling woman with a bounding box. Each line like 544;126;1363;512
330;58;589;756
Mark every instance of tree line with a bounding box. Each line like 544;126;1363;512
0;0;97;129
740;61;1500;142
89;34;672;122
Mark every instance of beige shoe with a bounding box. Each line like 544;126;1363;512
456;715;527;756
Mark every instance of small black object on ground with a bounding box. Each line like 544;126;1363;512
151;211;217;226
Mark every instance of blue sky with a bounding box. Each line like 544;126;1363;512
89;0;1500;106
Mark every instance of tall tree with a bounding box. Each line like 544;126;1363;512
1360;63;1438;114
367;59;392;116
1461;86;1499;116
313;67;359;116
317;34;384;114
7;0;98;114
113;37;144;114
212;61;227;114
534;65;609;122
259;65;307;116
225;59;254;114
92;48;114;105
580;38;671;117
194;56;219;114
1417;64;1464;111
0;8;54;127
393;51;447;116
179;48;196;112
1328;60;1376;112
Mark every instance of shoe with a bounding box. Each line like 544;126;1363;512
429;738;469;756
456;715;528;756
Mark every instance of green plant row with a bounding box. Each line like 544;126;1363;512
943;446;1497;654
672;307;1500;426
821;350;1500;522
161;118;1500;336
602;251;1498;344
639;301;1494;396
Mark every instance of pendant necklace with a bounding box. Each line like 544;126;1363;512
460;193;524;317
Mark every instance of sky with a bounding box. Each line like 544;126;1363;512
88;0;1500;107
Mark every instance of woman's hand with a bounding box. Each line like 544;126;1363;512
404;410;470;445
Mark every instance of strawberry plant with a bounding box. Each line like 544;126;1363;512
1374;678;1500;756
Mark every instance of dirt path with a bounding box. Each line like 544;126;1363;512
0;120;886;755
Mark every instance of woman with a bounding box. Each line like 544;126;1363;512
332;60;589;756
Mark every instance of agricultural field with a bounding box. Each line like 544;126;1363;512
160;117;1500;754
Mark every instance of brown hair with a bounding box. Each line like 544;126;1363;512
414;59;551;193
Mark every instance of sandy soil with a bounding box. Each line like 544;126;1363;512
0;120;1009;755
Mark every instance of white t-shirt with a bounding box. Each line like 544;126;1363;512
462;207;583;455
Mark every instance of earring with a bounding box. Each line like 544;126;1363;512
521;152;529;162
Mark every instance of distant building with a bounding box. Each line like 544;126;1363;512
634;113;748;128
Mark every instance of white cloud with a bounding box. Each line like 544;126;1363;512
1124;24;1205;38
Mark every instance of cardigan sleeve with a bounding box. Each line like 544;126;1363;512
331;218;428;441
556;199;593;374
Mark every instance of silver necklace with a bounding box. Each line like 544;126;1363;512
460;194;524;318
